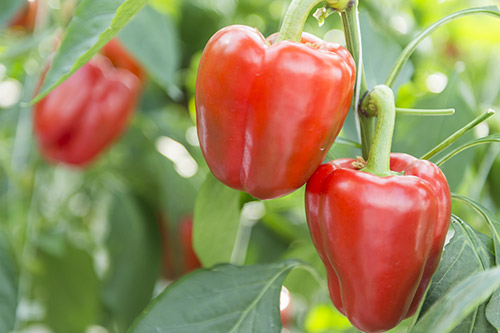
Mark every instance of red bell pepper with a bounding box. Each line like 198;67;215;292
305;85;451;332
306;153;451;332
195;25;355;199
34;55;141;166
101;38;146;84
159;215;201;280
9;0;38;32
178;216;202;273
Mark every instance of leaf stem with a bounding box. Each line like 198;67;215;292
421;109;495;161
396;107;455;116
385;6;500;88
435;133;500;167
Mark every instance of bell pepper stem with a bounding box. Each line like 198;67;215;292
360;85;396;177
277;0;353;42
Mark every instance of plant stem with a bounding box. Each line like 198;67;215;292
435;133;500;167
421;109;495;160
385;6;500;88
396;107;455;116
341;3;373;159
230;211;258;266
360;85;396;177
276;0;325;42
277;0;353;42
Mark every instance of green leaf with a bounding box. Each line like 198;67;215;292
452;194;500;330
193;173;241;267
0;232;18;333
32;0;148;103
486;291;500;330
417;216;496;332
436;133;500;167
452;195;500;265
119;5;181;98
130;260;300;332
0;0;24;28
411;267;500;333
421;217;493;313
101;190;161;331
38;241;100;333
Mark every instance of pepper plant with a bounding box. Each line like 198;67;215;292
1;0;500;332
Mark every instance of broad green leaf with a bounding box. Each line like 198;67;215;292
486;291;500;330
417;216;496;332
101;190;161;332
32;0;148;103
0;232;18;333
436;133;500;167
452;194;500;330
421;217;493;313
412;267;500;333
38;241;100;333
119;5;181;97
0;0;24;28
193;173;240;267
130;260;300;332
452;195;500;265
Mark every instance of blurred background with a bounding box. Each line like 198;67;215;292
0;0;499;332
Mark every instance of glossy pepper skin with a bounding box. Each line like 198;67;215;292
34;55;140;166
195;25;355;200
305;153;451;332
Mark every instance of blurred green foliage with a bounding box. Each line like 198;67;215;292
0;0;499;332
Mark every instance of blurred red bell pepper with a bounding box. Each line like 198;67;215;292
9;0;38;32
305;153;451;332
178;216;202;273
195;25;355;199
34;54;141;166
101;38;146;84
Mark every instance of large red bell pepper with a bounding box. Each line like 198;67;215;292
195;25;355;199
34;55;140;166
305;153;451;332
